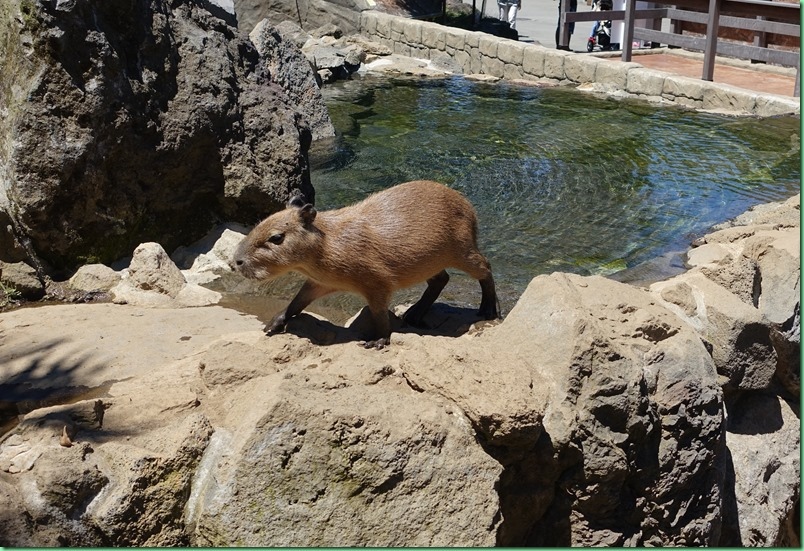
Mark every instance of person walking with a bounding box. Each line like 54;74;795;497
497;0;522;29
555;0;577;49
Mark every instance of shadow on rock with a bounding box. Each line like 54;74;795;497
0;337;112;436
280;302;495;346
725;392;786;435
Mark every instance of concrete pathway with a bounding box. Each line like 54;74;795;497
464;0;597;51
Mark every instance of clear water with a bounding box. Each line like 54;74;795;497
305;74;800;315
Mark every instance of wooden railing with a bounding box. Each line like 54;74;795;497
559;0;800;95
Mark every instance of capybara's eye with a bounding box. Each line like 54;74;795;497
268;233;285;245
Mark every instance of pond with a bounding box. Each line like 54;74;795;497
301;74;800;317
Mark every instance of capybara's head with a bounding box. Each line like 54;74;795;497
232;202;319;280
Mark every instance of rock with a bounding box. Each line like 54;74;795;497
310;22;342;39
652;272;777;392
303;42;360;78
0;261;44;300
68;264;122;293
0;0;314;272
274;19;312;47
712;193;800;230
345;34;393;57
359;55;454;78
127;243;187;299
771;302;800;396
191;353;503;546
654;195;800;396
490;273;724;546
250;19;336;141
110;242;221;307
720;393;800;546
171;223;248;285
233;0;367;36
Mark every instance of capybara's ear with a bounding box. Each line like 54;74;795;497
287;195;307;209
299;204;317;225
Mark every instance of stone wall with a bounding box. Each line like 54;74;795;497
358;11;800;117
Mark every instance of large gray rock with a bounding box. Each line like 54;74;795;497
0;0;314;272
653;194;800;395
490;273;724;546
720;393;800;546
249;19;336;140
234;0;370;35
0;261;44;300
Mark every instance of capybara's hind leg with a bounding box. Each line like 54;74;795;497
478;275;499;319
462;251;500;320
403;270;450;327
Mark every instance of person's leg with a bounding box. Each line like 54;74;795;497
569;0;578;35
508;4;518;28
555;0;561;47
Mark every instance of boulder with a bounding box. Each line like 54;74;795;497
68;264;122;293
110;242;221;307
0;0;314;272
190;339;504;546
171;223;249;285
250;19;336;141
720;393;800;546
233;0;370;35
652;272;777;392
0;261;44;300
653;194;800;396
488;273;724;546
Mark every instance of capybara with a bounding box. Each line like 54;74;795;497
232;180;499;349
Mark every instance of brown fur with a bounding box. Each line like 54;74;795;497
233;180;499;348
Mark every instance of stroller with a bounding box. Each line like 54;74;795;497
586;0;613;52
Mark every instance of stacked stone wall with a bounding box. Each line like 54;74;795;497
358;11;799;117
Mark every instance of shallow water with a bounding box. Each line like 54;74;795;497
306;75;800;314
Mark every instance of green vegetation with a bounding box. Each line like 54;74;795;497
0;279;21;309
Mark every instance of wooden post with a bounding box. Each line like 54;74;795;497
702;0;720;81
621;0;637;61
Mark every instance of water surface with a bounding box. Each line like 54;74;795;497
306;75;800;314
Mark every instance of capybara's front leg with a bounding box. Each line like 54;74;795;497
359;294;392;350
265;279;334;335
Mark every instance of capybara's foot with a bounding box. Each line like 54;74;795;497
359;337;390;350
478;300;500;320
264;314;288;335
402;305;429;328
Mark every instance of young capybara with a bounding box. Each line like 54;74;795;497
232;180;499;349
